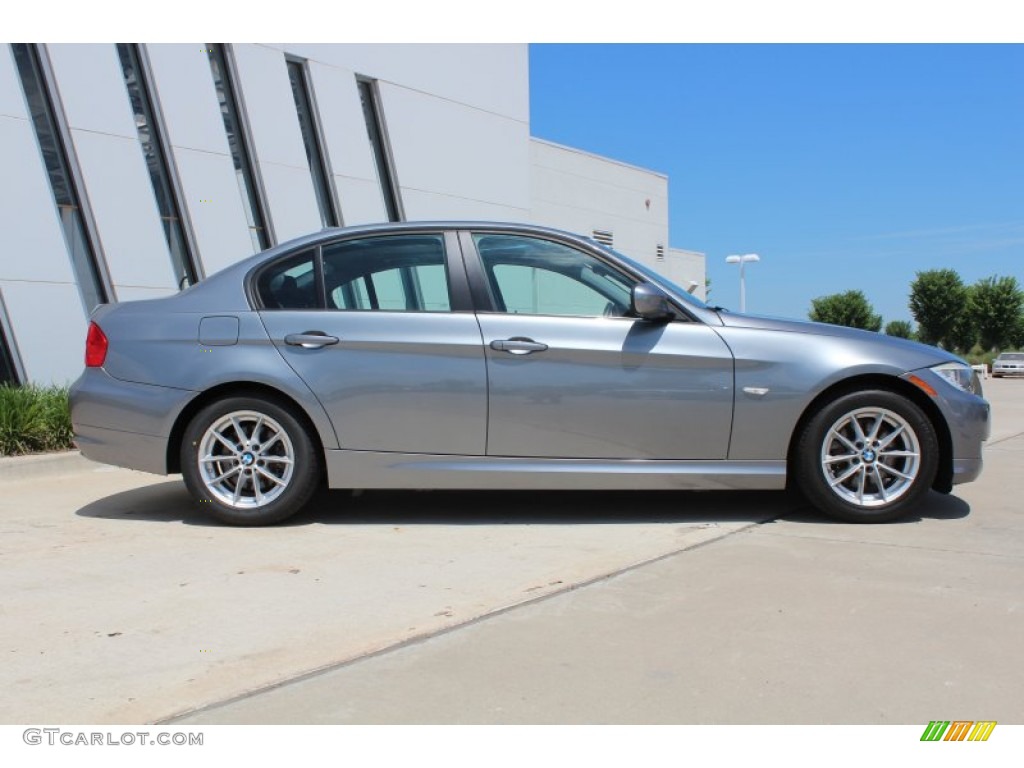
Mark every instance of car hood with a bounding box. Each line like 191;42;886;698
715;311;963;367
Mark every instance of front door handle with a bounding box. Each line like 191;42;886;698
284;331;340;349
490;337;549;355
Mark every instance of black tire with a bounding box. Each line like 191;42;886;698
793;389;939;523
180;396;322;526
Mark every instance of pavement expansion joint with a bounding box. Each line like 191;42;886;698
158;509;791;724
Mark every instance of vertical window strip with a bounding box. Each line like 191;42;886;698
0;292;23;386
206;44;273;252
286;59;339;228
11;43;111;314
357;78;403;222
116;43;200;288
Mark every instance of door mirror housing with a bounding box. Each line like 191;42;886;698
631;283;674;321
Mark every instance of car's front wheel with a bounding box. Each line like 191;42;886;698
794;390;939;523
181;396;321;526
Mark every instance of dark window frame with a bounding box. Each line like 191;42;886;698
458;230;694;322
286;57;341;229
356;77;403;222
116;42;202;288
207;43;274;251
12;43;113;314
0;291;25;386
247;231;473;313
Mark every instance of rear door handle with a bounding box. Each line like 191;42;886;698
284;331;340;349
490;337;549;355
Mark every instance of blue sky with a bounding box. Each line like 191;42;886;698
529;44;1024;324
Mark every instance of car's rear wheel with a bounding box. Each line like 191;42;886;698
794;389;939;523
181;396;321;526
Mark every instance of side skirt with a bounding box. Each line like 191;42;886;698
325;450;786;491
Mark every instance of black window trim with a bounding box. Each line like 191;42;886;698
12;43;115;312
116;42;203;287
285;56;342;229
457;229;694;322
0;289;26;386
248;229;472;313
207;43;275;251
355;76;404;223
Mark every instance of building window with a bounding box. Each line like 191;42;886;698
116;43;200;289
12;43;110;314
656;244;665;261
592;230;614;247
0;297;21;386
356;78;403;222
286;58;339;228
207;44;272;252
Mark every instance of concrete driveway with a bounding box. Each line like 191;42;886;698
1;380;1021;724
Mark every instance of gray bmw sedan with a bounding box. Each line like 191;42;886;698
70;222;990;526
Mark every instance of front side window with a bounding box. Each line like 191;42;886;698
473;234;634;318
256;251;318;309
323;235;450;312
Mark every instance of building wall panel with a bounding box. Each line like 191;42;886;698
67;129;177;291
0;280;86;384
0;115;79;286
231;44;321;240
381;83;530;216
172;147;258;273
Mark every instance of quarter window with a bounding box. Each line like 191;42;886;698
256;251;318;310
473;234;634;318
322;235;449;312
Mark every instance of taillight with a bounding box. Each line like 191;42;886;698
85;322;108;368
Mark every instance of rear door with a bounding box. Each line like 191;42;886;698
256;231;487;455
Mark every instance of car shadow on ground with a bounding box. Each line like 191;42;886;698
779;490;971;525
74;480;970;527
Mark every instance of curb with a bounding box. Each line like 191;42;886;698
0;450;102;483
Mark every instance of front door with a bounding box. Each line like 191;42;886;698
465;232;734;460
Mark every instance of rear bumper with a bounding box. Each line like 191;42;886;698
70;368;196;475
951;457;984;486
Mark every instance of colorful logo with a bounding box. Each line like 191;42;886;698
920;721;996;742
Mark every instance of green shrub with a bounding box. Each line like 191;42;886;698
0;384;73;456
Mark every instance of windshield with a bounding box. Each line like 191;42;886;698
998;353;1024;361
592;242;709;310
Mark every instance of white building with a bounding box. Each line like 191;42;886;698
0;43;705;385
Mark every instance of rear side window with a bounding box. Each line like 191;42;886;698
322;235;450;312
256;251;318;309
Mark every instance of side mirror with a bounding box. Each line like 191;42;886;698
631;283;674;321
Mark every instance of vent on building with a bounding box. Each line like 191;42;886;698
656;244;665;261
592;229;614;247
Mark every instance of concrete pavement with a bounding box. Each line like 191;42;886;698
1;379;1021;724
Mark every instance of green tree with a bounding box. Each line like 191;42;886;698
884;319;915;339
909;269;967;348
948;284;978;355
1012;313;1024;349
809;290;882;331
971;275;1024;351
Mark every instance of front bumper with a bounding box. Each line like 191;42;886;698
902;367;990;488
70;368;196;475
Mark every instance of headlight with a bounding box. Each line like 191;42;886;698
931;361;983;396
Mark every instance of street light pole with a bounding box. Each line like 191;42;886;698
725;253;760;312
